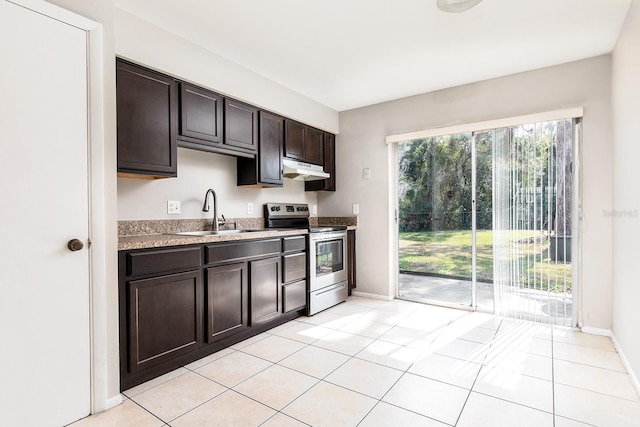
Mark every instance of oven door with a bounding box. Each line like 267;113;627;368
309;231;348;292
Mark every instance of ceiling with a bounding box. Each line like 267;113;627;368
114;0;632;112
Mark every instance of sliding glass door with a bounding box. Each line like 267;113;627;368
493;119;576;325
396;118;578;325
396;133;493;311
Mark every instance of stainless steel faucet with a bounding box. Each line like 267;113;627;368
202;188;223;231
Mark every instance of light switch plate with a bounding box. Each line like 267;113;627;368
363;168;371;180
352;203;360;215
167;200;181;215
312;204;318;215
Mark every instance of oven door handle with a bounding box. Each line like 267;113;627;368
315;282;346;296
309;232;347;241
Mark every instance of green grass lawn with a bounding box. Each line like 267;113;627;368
399;230;572;293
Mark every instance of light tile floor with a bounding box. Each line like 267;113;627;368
70;297;640;427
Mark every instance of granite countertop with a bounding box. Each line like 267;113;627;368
118;217;358;251
118;228;308;251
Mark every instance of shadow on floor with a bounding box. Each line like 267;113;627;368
398;273;494;313
398;273;573;325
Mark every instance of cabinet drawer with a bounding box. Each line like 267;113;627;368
283;236;306;252
126;247;201;277
283;280;307;313
283;252;306;284
206;239;281;264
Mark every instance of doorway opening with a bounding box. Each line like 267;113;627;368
396;117;579;326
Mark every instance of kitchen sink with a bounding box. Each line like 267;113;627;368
170;229;277;236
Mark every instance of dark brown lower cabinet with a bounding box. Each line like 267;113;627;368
250;257;282;325
206;263;248;343
283;280;307;313
282;252;306;284
126;270;203;373
347;230;356;295
120;236;307;390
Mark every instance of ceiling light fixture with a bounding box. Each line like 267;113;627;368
437;0;482;13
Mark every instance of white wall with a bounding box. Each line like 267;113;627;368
322;56;614;330
118;149;318;220
114;9;338;134
612;0;640;386
114;9;340;222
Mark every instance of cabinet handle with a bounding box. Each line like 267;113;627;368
67;239;84;252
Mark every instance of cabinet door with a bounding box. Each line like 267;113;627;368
179;82;223;145
322;133;336;191
127;270;202;373
284;120;305;160
250;257;281;325
306;132;336;192
116;59;177;178
206;263;248;343
225;98;258;153
258;111;284;185
305;126;324;165
237;111;284;187
347;230;356;294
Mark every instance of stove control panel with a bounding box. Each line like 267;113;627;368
264;203;310;218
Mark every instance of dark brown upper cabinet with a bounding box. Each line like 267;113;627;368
284;120;305;161
305;127;324;165
305;132;336;192
178;82;223;146
237;111;284;187
116;59;177;179
225;98;258;155
284;119;324;166
177;85;257;158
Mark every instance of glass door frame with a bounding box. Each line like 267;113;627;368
392;133;481;312
389;108;583;321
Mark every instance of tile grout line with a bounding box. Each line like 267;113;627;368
452;317;502;427
551;330;557;427
126;396;168;426
120;300;634;427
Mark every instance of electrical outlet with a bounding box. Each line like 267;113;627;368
167;200;181;215
312;204;318;215
352;203;360;215
363;168;371;180
247;202;254;215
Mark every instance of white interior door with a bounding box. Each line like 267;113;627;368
0;1;91;425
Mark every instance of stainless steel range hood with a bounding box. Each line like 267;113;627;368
282;158;329;181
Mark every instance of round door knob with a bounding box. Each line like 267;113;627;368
67;239;84;252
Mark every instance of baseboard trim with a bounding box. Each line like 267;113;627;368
105;394;123;411
580;326;611;336
610;332;640;399
351;291;393;301
581;327;640;398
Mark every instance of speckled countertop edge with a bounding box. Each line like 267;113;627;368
118;217;358;251
118;229;309;250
